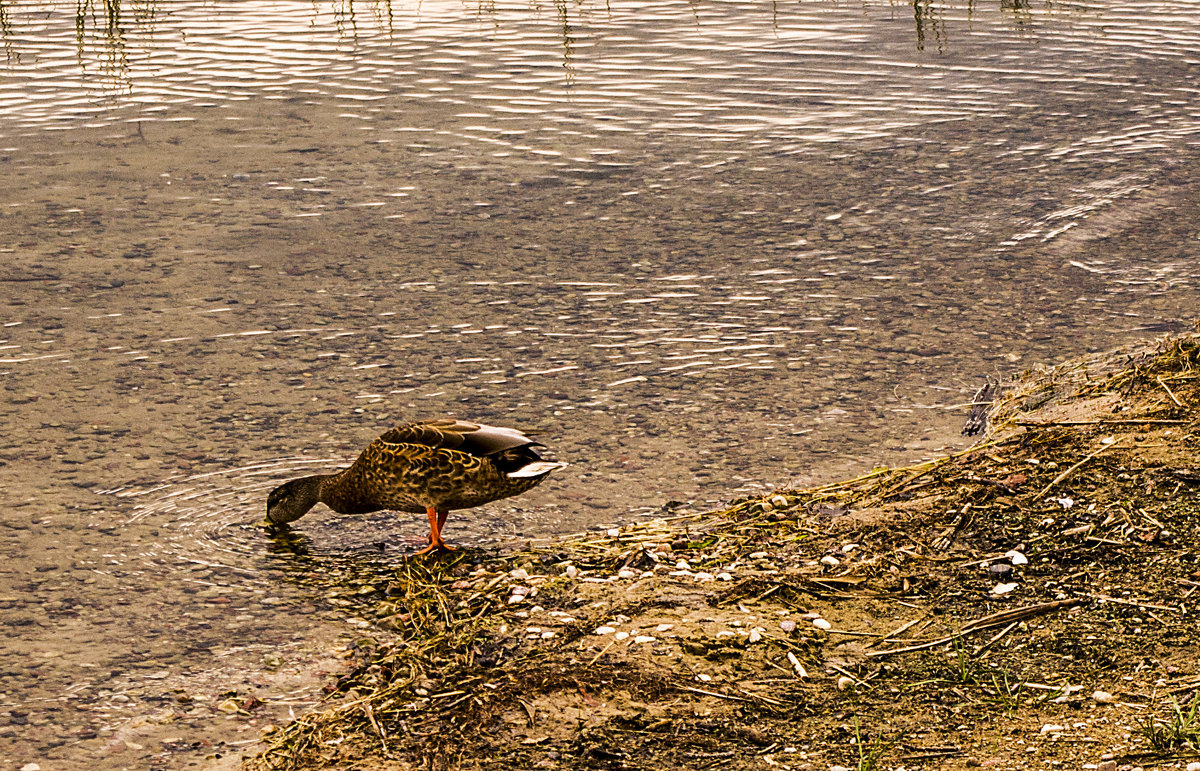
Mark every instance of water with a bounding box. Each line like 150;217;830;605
2;0;1199;766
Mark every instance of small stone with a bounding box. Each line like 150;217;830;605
1040;723;1065;734
1092;690;1116;704
770;495;789;509
748;628;762;643
541;631;556;640
716;572;733;581
992;582;1018;595
1096;761;1116;771
510;568;529;580
21;764;41;771
779;619;797;633
786;651;808;678
507;594;525;605
820;555;840;567
614;631;629;641
633;635;656;644
606;528;620;538
565;565;579;579
696;674;711;682
617;569;637;579
1005;550;1028;566
812;618;832;630
836;676;854;691
1185;762;1200;771
675;559;690;570
655;623;674;632
594;626;615;635
841;543;858;554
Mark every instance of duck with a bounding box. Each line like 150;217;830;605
265;418;567;555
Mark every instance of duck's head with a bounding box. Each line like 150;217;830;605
265;476;322;529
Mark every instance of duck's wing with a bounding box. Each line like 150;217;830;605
379;418;541;457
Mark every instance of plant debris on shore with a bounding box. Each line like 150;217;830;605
244;330;1200;771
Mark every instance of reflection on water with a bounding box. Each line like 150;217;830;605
0;0;1103;103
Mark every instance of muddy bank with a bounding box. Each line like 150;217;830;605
235;329;1200;771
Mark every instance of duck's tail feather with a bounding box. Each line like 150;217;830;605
506;461;569;479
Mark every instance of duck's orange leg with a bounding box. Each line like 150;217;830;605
413;506;456;556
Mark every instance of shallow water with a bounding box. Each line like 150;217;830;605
2;0;1199;767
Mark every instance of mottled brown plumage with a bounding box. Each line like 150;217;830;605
265;419;566;554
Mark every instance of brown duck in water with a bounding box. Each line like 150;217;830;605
265;418;566;555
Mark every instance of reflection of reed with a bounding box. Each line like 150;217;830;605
554;0;576;88
0;3;15;64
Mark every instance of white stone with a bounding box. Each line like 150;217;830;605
1040;723;1066;734
510;568;529;580
1185;762;1200;771
617;569;638;579
820;555;840;567
836;676;854;691
1092;690;1116;704
606;528;620;537
992;582;1018;595
594;626;616;635
716;572;733;581
633;635;656;644
675;560;691;570
812;618;832;630
614;631;629;641
748;628;762;643
655;623;674;632
1005;550;1028;566
20;765;41;771
564;565;579;579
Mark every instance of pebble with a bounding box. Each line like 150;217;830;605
812;618;832;630
716;572;733;581
614;631;629;641
1096;761;1116;771
21;765;41;771
748;628;762;643
786;651;808;678
655;623;674;632
696;673;712;682
675;559;690;570
1186;762;1200;771
1040;723;1065;734
992;582;1018;595
779;619;797;633
841;543;858;554
819;555;840;567
594;626;616;635
1005;550;1028;566
510;568;529;580
770;495;789;509
606;528;620;538
565;565;579;579
1092;690;1116;704
617;569;638;579
836;676;854;691
633;635;656;644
